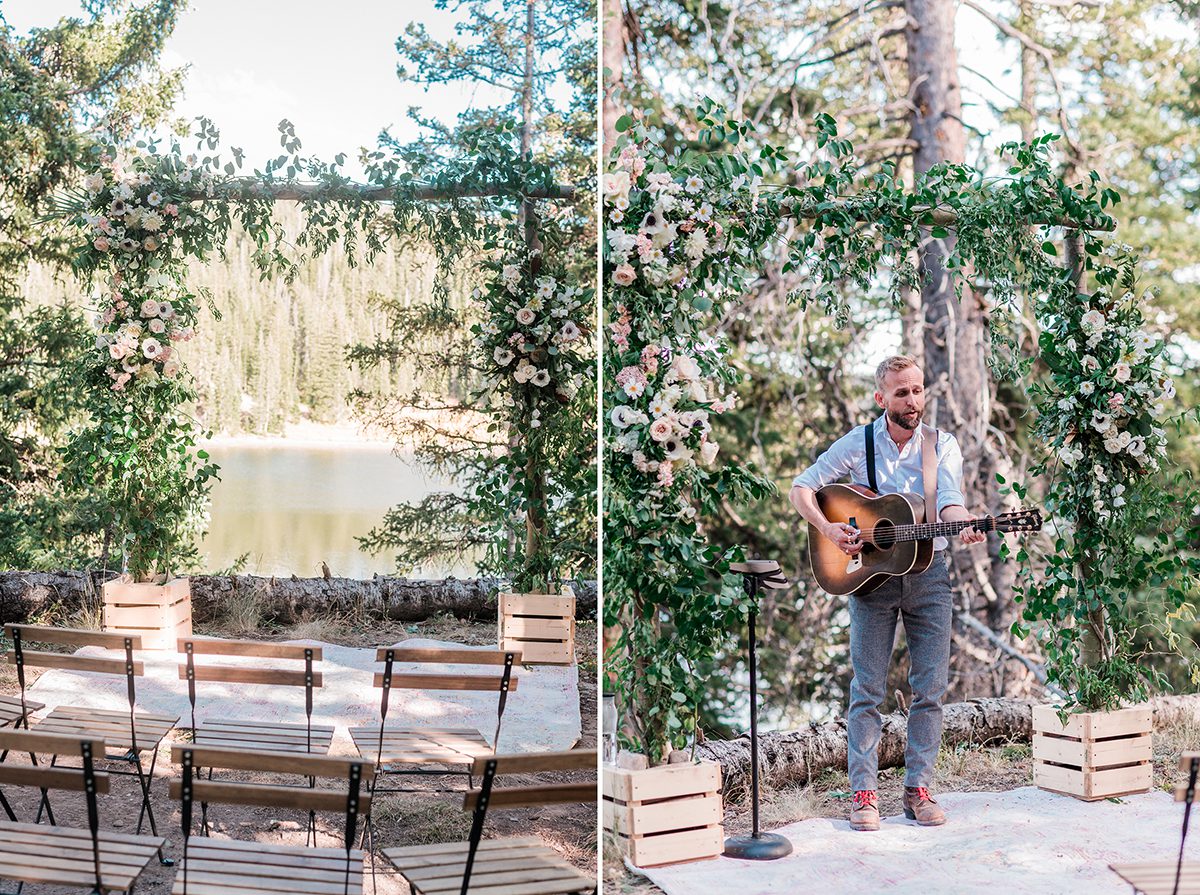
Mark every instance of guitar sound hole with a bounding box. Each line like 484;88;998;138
872;519;896;551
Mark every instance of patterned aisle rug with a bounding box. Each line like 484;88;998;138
639;786;1199;895
23;638;580;753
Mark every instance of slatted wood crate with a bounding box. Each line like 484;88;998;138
1032;703;1153;801
102;577;192;650
603;760;724;867
498;587;575;665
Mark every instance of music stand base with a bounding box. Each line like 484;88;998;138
722;832;793;860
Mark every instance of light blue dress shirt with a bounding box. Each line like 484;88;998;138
792;414;966;551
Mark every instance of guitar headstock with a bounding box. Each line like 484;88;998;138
993;507;1043;533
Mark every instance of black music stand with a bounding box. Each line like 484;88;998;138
723;559;794;861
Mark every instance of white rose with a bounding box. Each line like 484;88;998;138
649;418;673;442
516;308;536;325
700;440;719;464
604;170;631;200
1113;362;1132;383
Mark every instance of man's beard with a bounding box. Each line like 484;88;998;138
888;407;922;430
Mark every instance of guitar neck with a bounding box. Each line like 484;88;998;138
890;517;994;542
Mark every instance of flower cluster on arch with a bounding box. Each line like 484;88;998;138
76;149;211;391
473;246;591;422
1039;242;1175;526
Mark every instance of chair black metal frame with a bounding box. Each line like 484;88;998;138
178;636;333;843
357;647;519;795
173;745;368;895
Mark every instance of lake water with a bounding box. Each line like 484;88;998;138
197;442;473;579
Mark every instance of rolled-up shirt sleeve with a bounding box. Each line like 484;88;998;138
936;432;966;515
793;429;860;491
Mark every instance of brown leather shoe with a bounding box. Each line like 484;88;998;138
903;786;946;825
850;790;880;831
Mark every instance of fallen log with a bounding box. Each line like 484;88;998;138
695;693;1200;792
0;571;596;625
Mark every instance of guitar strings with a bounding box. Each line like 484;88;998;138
855;513;1035;547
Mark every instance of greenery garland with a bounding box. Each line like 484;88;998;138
604;102;1199;762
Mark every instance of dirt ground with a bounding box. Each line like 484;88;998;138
604;713;1199;894
0;614;598;894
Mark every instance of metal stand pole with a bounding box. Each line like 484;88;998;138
723;567;793;861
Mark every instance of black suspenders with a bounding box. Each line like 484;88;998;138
864;423;878;493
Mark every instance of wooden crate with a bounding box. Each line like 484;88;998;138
1032;704;1153;801
498;588;575;665
603;760;724;868
102;577;192;650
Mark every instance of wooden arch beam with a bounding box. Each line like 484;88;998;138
178;180;575;203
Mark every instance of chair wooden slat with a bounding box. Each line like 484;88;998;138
1110;861;1200;895
171;744;372;778
348;727;491;766
470;750;596;776
0;728;106;755
6;650;143;677
0;765;110;793
1179;752;1200;772
462;782;595;811
35;707;177;753
0;694;42;728
168;779;372;814
376;647;521;665
178;637;323;660
372;672;519;691
178;665;322;687
3;625;143;650
170;838;364;895
383;837;592;895
0;821;162;893
192;720;335;754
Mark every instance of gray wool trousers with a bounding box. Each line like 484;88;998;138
846;551;953;791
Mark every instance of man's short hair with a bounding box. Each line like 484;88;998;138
875;355;920;392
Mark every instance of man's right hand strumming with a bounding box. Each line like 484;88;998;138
825;522;863;556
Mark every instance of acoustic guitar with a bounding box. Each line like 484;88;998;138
809;483;1043;596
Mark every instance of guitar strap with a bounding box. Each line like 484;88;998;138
921;424;939;526
864;424;878;492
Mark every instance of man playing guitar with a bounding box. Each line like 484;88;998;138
789;354;985;832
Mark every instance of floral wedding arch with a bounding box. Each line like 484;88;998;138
54;119;593;593
602;104;1199;764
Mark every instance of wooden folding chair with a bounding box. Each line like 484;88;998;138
347;646;521;795
0;694;43;729
4;624;178;853
0;729;164;895
0;693;43;822
177;637;334;755
1111;752;1200;894
168;745;372;895
382;750;596;895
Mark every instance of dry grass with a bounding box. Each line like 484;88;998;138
211;585;268;636
371;794;473;846
281;614;349;643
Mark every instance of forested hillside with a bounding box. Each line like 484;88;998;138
22;204;481;436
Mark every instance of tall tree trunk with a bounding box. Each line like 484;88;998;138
602;0;626;154
906;0;1015;698
1019;0;1036;147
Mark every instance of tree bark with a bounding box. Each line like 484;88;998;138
906;0;1016;699
0;572;597;625
699;697;1038;790
602;0;626;154
695;694;1200;791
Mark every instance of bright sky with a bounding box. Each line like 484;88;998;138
1;0;519;180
